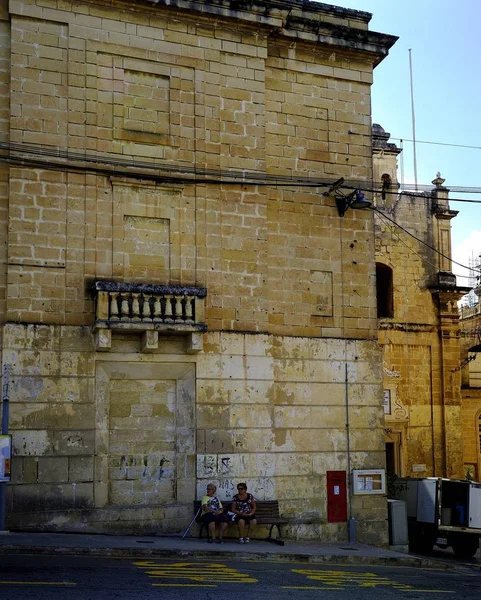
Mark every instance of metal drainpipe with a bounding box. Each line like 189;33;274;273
0;364;10;532
345;363;356;543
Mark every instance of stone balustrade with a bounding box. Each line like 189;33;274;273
459;304;481;320
92;281;207;352
106;290;195;323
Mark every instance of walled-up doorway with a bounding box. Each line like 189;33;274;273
385;430;402;477
386;442;396;477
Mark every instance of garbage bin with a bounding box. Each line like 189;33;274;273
455;503;466;526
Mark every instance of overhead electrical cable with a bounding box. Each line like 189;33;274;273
2;141;481;194
375;210;475;280
390;137;481;151
0;141;477;281
371;189;481;203
1;141;481;202
373;207;481;276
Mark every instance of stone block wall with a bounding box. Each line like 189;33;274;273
0;2;9;324
375;194;438;325
0;0;397;542
196;332;386;542
461;388;481;478
459;307;481;481
373;134;466;480
5;323;387;542
4;0;382;337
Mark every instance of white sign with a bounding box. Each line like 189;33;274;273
383;390;391;414
412;464;426;473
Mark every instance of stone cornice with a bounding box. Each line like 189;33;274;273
432;206;459;220
143;0;398;64
145;0;373;24
430;286;471;300
93;280;207;297
378;321;436;333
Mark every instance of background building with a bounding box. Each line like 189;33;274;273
0;0;397;542
459;258;481;481
372;125;470;482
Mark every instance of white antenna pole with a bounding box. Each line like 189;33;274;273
408;49;418;190
400;139;404;187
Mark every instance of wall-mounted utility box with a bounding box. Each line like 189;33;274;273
327;470;347;523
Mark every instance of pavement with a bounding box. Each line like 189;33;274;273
0;530;450;567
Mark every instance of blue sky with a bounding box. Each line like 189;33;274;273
314;0;481;285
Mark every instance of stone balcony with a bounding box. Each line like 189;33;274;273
459;303;481;320
92;281;207;353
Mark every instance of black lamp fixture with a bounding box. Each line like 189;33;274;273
336;188;372;217
325;177;372;217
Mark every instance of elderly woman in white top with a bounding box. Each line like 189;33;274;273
200;483;228;543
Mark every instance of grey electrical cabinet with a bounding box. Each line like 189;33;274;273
387;499;408;546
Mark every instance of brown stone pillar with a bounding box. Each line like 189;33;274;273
430;175;470;478
435;288;465;478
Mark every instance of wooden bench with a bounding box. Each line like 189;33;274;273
193;500;288;545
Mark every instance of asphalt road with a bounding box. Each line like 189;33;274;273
1;554;480;599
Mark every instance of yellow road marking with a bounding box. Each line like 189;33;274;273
146;569;252;573
293;568;407;588
0;581;76;586
148;576;257;582
135;561;257;584
283;586;454;594
291;569;456;593
283;586;343;590
134;561;231;568
153;584;217;587
399;591;454;594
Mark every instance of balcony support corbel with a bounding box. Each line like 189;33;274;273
186;332;203;354
141;330;159;352
94;329;112;351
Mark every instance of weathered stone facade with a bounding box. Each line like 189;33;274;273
373;126;469;481
0;0;397;543
459;274;481;482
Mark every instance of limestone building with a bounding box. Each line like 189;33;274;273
0;0;397;542
459;262;481;482
372;125;470;482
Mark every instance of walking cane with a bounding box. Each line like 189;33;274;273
181;506;201;539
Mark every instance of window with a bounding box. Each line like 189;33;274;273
376;263;393;318
381;173;392;200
